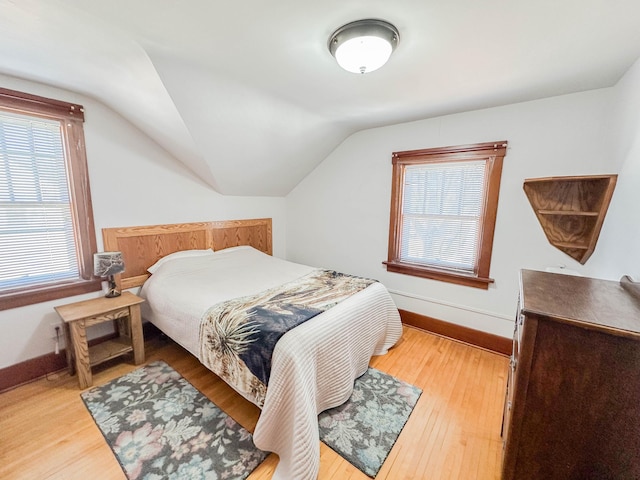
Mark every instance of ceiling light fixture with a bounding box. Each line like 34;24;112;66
328;19;399;74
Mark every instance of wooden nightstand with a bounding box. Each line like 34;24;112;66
54;291;145;389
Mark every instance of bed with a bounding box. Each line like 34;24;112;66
102;218;403;480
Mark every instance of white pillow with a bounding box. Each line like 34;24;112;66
147;249;215;274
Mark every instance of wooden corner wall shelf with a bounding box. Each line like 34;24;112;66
523;174;617;264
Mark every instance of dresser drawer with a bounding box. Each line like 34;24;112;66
501;310;521;442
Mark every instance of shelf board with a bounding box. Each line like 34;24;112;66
538;210;599;216
551;242;589;249
89;337;133;367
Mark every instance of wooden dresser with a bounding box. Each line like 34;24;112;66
501;269;640;479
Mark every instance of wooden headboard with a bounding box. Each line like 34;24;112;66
102;218;272;289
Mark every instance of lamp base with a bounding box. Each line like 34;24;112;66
105;276;121;298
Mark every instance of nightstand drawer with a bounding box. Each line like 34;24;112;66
84;307;130;328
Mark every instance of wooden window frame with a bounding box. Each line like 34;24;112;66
0;88;101;310
384;141;507;289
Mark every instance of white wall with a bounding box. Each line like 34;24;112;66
5;57;639;369
286;88;618;339
586;57;640;281
0;75;286;369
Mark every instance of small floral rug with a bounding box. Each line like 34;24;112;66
81;360;268;480
318;368;422;477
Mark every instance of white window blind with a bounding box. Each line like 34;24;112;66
400;160;486;273
0;111;80;290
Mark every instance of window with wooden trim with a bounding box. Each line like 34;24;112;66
0;88;101;310
385;141;507;289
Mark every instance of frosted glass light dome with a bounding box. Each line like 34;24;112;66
334;36;393;74
328;19;399;74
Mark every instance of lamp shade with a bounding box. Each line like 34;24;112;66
328;19;399;74
93;251;125;277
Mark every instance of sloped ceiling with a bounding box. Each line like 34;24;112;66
1;0;639;196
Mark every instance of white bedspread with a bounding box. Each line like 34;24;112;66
140;246;402;479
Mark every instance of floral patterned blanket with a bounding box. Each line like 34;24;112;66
198;269;375;407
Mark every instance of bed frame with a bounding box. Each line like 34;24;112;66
102;218;272;290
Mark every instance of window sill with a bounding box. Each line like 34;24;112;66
383;261;494;289
0;278;103;311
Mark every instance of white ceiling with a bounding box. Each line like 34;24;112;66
1;0;639;195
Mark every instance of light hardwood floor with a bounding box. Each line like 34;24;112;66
0;326;508;480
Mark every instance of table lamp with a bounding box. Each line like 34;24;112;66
93;251;125;297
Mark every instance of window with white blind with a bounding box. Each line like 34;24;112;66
385;142;507;289
0;88;100;310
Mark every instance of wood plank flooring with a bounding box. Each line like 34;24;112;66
0;326;508;480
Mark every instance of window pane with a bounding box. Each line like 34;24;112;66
400;160;485;272
0;112;80;290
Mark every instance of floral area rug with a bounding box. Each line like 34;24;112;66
81;360;268;480
318;367;422;477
